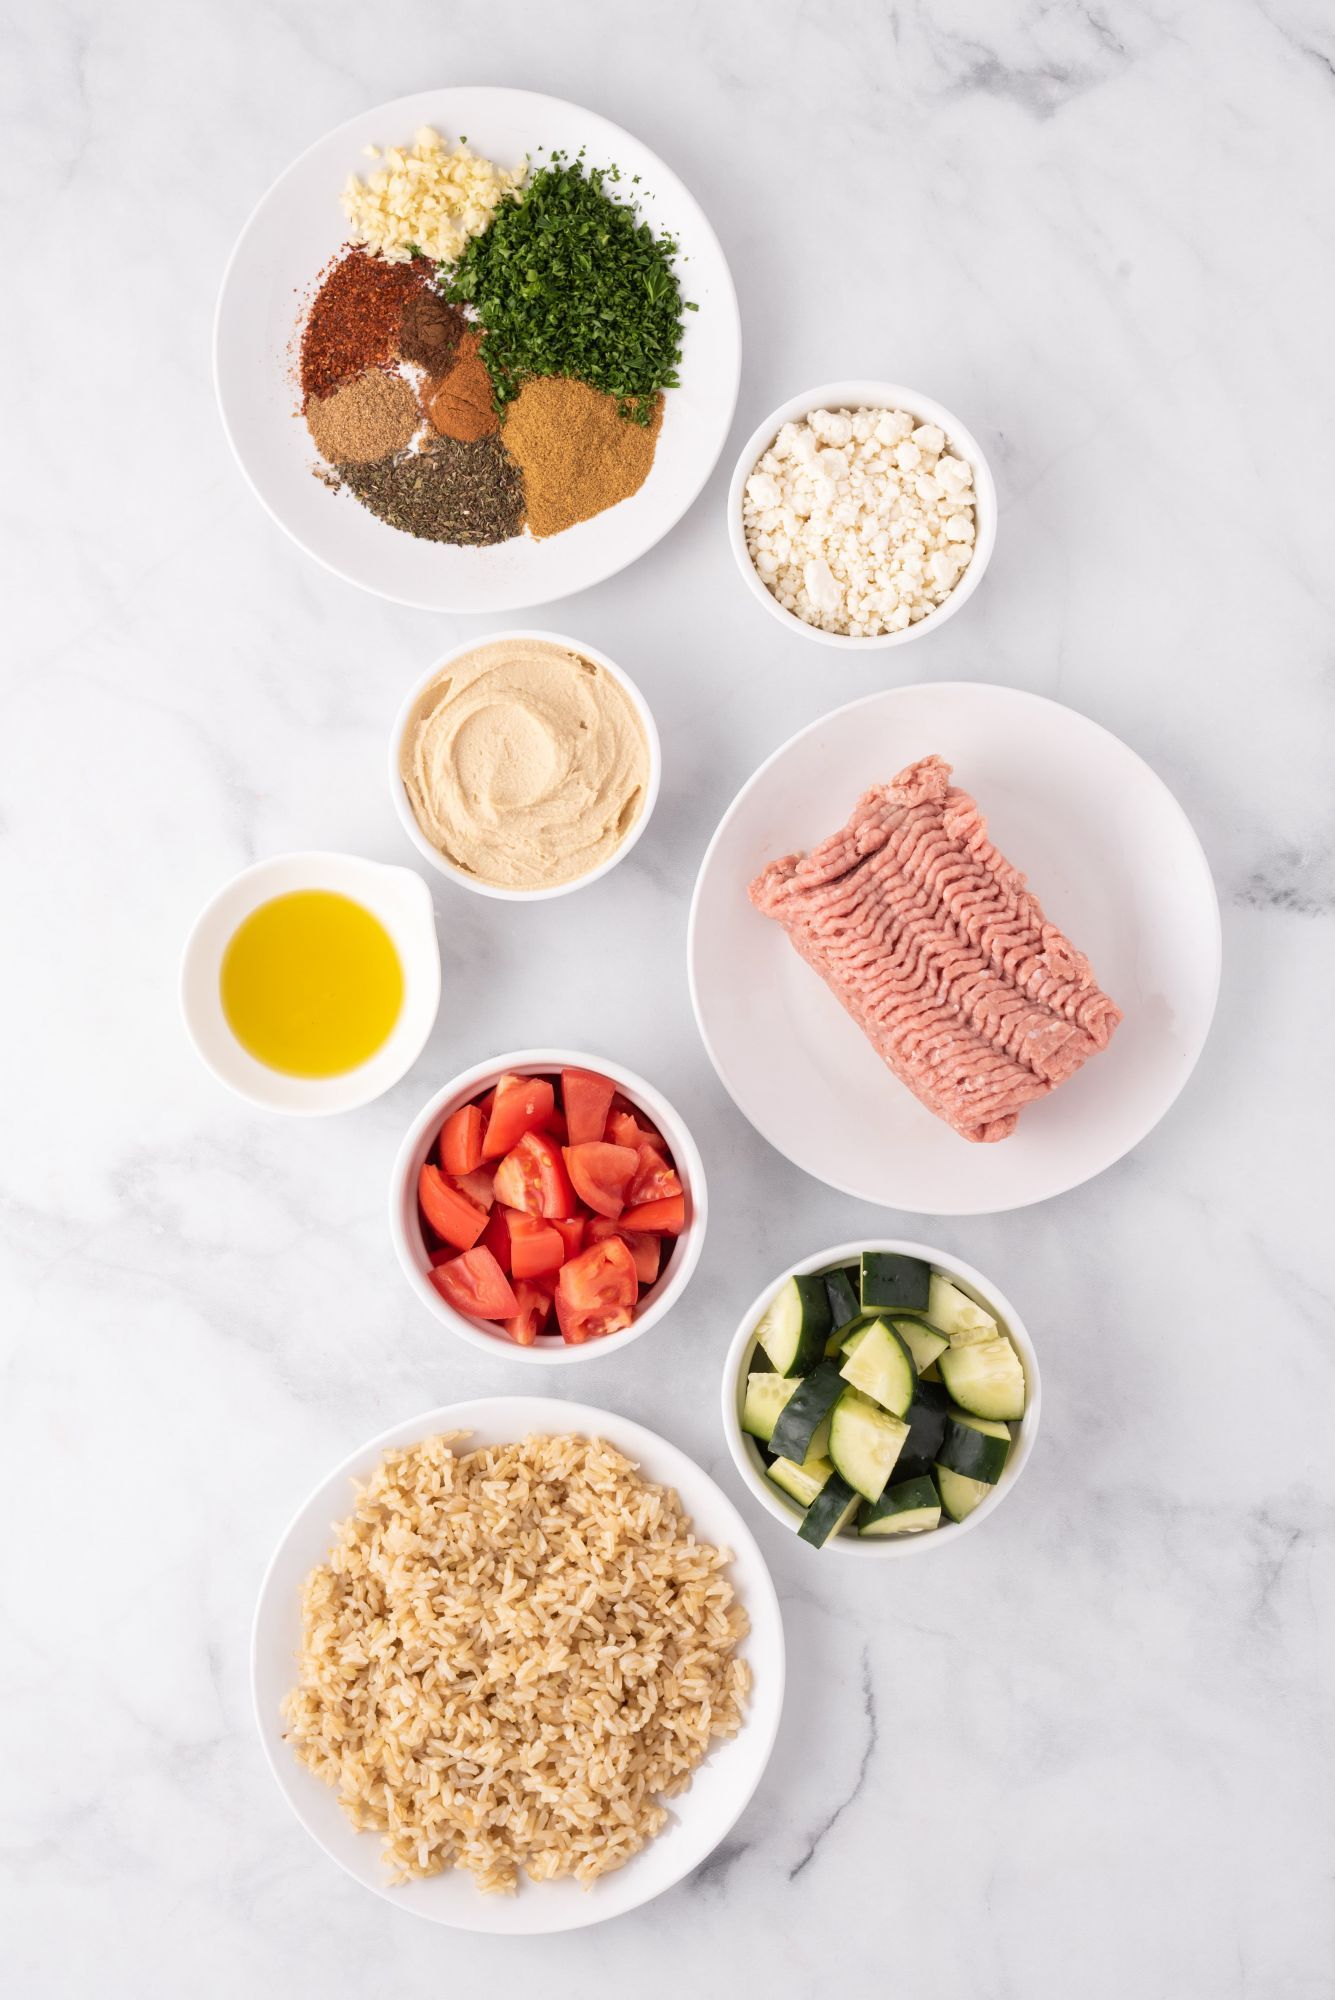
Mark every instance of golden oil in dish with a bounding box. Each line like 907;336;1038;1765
220;890;403;1077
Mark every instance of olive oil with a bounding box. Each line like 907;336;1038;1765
220;890;403;1078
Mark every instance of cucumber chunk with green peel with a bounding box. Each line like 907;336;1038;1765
768;1450;835;1508
839;1317;916;1418
894;1385;952;1479
769;1360;846;1463
754;1273;832;1377
936;1412;1011;1484
936;1462;992;1522
927;1274;998;1347
839;1316;874;1356
889;1316;950;1373
828;1389;910;1502
939;1338;1026;1421
822;1266;861;1332
859;1474;943;1536
860;1251;931;1313
798;1473;861;1548
742;1373;799;1444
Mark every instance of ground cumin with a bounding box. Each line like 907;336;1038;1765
307;369;421;464
426;329;498;442
501;377;663;537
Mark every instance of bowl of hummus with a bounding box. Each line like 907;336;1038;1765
391;632;661;899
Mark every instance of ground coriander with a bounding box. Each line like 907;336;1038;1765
306;369;421;464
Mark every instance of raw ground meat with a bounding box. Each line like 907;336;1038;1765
748;755;1122;1143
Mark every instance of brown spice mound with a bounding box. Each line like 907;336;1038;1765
300;249;427;405
426;329;498;442
336;435;524;545
307;370;421;465
399;289;466;374
502;378;663;537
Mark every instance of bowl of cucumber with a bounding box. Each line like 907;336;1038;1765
722;1239;1040;1557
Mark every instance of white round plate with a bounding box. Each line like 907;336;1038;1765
215;89;740;611
689;683;1220;1214
253;1397;784;1933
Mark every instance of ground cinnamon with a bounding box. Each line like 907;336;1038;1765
501;377;662;537
426;330;498;442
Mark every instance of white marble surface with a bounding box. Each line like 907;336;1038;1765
5;2;1334;1993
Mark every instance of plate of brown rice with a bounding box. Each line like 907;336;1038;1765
252;1397;784;1932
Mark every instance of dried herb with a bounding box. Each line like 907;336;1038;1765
443;158;693;424
335;436;523;545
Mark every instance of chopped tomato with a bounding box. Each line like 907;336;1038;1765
618;1193;686;1235
450;1164;495;1210
504;1280;552;1346
480;1203;512;1274
505;1209;565;1280
626;1144;682;1207
493;1131;575;1219
482;1073;556;1160
428;1246;455;1268
439;1103;485;1177
554;1237;638;1343
606;1107;664;1152
587;1217;662;1286
552;1215;587;1259
417;1163;488;1250
563;1141;638;1219
428;1245;519;1320
562;1067;617;1147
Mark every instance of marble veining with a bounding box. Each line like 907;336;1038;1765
4;1;1334;1995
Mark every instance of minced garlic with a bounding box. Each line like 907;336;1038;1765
340;127;526;266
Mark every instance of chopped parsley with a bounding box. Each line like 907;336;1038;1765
442;157;693;423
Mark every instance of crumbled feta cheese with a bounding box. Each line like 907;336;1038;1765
741;405;979;636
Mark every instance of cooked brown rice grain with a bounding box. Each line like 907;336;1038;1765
281;1432;750;1893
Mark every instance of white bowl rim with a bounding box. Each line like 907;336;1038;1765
213;87;743;615
179;849;441;1116
725;377;997;650
721;1236;1041;1557
390;1048;707;1363
388;629;663;901
251;1394;784;1932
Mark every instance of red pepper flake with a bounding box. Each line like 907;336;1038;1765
299;248;429;406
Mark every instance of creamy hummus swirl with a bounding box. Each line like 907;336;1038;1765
400;638;651;890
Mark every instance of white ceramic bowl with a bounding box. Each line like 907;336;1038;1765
180;851;440;1115
689;681;1220;1214
214;87;741;613
389;630;662;902
391;1050;707;1362
726;379;997;650
253;1396;784;1932
722;1238;1040;1557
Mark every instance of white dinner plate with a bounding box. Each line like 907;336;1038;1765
252;1398;784;1933
215;89;740;610
688;683;1220;1214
